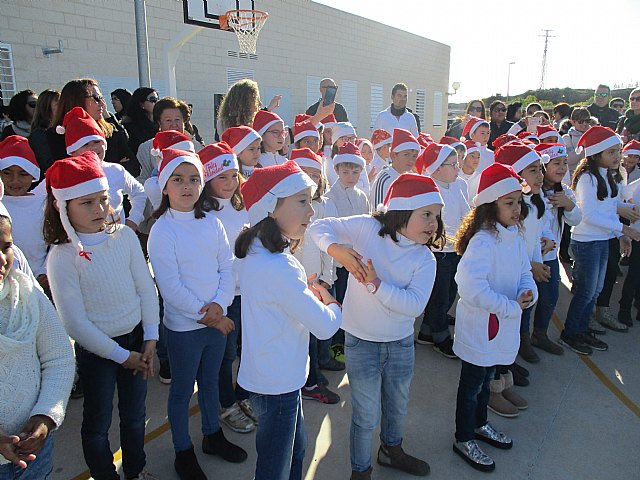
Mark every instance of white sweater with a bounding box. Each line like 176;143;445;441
522;195;552;263
2;193;47;275
434;178;470;252
310;215;436;342
259;151;288;167
324;156;371;195
47;226;159;364
373;107;419;137
454;224;538;366
103;162;147;226
148;209;235;332
236;239;341;394
478;145;494;174
541;185;582;261
571;168;624;242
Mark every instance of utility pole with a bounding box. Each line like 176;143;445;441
134;0;151;87
539;29;555;90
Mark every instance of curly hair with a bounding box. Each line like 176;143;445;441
217;79;261;131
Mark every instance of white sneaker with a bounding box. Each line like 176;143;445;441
219;403;255;433
238;398;259;425
129;468;159;480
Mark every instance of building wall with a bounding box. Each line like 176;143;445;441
1;0;450;142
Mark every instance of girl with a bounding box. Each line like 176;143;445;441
621;139;640;184
461;116;493;174
221;125;262;178
236;161;341;480
252;110;288;167
197;142;256;433
293;120;322;152
147;148;244;480
326;122;370;193
356;137;379;184
310;173;442;479
534;143;581;353
457;140;481;202
561;126;640;355
562;107;591;179
453;163;537;472
0;214;75;479
45;152;159;480
110;88;132;122
370;128;392;174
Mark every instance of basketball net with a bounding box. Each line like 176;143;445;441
222;10;269;54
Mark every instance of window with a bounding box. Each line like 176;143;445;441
415;89;426;132
227;68;255;90
433;91;443;127
370;83;383;130
341;80;358;127
0;43;16;106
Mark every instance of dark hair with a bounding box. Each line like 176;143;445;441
235;215;301;258
392;83;408;96
152;97;186;127
526;103;543;115
572;154;619;200
570;107;590;121
312;174;326;201
596;84;611;93
54;79;113;137
506;102;522;122
466;99;487;120
126;87;156;124
0;214;11;229
489;100;506;113
7;90;36;122
610;97;625;108
153;188;211;220
31;89;60;130
455;198;528;255
532;110;551;121
527;192;546;219
544;163;566;228
553;102;572;119
110;88;132;119
372;209;446;249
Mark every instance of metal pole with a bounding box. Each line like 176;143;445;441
134;0;151;87
507;62;515;102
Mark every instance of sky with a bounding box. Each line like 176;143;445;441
313;0;640;102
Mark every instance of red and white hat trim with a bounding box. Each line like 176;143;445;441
290;148;322;171
534;143;566;163
56;107;107;155
331;122;356;145
392;128;420;153
417;143;456;176
198;142;239;182
576;126;622;157
333;142;365;168
371;129;392;149
252;110;284;136
496;144;544;174
382;173;443;212
473;163;524;207
439;136;464;150
463;140;480;155
536;125;560;141
150;131;195;158
462;116;489;139
221;126;262;155
0;136;40;180
623;140;640;156
158;148;204;193
321;114;337;128
293;121;320;143
356;138;374;154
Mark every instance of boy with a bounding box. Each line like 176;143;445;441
457;140;482;202
462;117;493;175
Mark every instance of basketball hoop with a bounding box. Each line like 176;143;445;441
220;9;269;54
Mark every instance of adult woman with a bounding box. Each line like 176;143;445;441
552;103;572;130
123;87;158;155
617;88;640;142
110;88;132;122
506;102;522;123
488;100;513;150
445;100;486;139
28;89;60;177
217;79;262;136
0;90;37;140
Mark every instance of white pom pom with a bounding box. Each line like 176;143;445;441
55;125;66;134
475;141;481;147
150;148;160;157
376;203;388;213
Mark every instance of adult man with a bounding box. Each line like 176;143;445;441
306;78;349;122
488;100;513;150
373;83;419;137
587;84;621;130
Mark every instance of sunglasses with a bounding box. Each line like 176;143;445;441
469;106;484;112
146;95;159;103
595;92;609;98
86;94;104;104
630;96;640;102
612;104;624;109
26;101;37;108
493;107;507;113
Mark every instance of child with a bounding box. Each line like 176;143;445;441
415;143;470;358
562;107;591;179
45;152;160;480
0;136;48;290
252;110;287;167
536;124;562;144
56;107;147;230
461;116;493;174
356;137;379;184
326;122;370;193
321;114;337;158
370;128;420;207
439;136;466;162
310;173;443;479
452;163;537;472
370;128;392;174
534;143;581;353
221;125;262;178
619;162;640;325
457;140;482;202
561;127;640;355
235;161;342;480
197;141;256;433
293;120;321;153
0;214;75;478
147;148;244;480
621;139;640;184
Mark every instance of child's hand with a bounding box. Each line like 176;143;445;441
547;192;574;210
315;101;336;121
198;302;224;327
620;235;633;257
327;244;367;283
618;205;640;223
16;415;55;456
540;237;556;255
367;165;378;183
36;274;49;291
531;262;551;283
140;340;156;379
122;351;150;376
308;279;338;306
364;259;378;283
212;316;235;335
517;290;534;310
0;432;34;469
622;225;640;242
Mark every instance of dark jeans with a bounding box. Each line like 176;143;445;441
420;252;460;343
305;335;319;388
219;295;249;408
77;323;147;480
157;294;167;362
620;240;640;311
455;361;495;442
533;258;560;331
250;390;307;480
0;434;54;479
333;267;349;345
596;237;620;307
520;306;533;334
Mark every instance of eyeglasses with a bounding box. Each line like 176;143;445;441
595;92;609;98
86;94;104;104
469;106;484;112
26;102;37;108
630;96;640;103
342;135;357;143
441;161;458;168
493;107;507;113
266;129;287;137
146;95;159;103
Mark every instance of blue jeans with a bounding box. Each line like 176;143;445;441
157;294;167;362
249;390;307;480
420;252;460;343
219;296;249;407
564;240;609;336
455;361;495;442
533;259;560;331
77;323;147;480
167;326;226;452
345;332;414;472
520;305;533;333
0;435;53;480
620;240;640;311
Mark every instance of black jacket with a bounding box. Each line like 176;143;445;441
489;120;514;150
306;101;349;122
587;104;620;131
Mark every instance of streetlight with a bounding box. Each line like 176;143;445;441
507;62;515;102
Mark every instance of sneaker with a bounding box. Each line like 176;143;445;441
175;446;207;480
580;331;608;351
474;422;513;449
319;357;345;371
70;380;84;399
453;440;495;472
219;403;255;433
158;360;171;385
238;399;258;425
618;310;633;327
596;306;628;333
202;429;247;463
415;332;434;345
301;385;340;404
588;317;606;335
317;371;329;387
433;338;457;359
128;468;159;480
330;344;345;363
559;332;592;356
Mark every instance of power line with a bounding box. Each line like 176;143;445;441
539;29;555;90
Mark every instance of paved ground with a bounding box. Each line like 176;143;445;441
52;263;640;479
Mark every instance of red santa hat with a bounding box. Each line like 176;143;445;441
534;143;566;164
461;116;489;140
416;143;456;176
198;142;238;182
0;135;40;181
417;132;434;150
56;107;106;155
252;110;284;136
439;135;464;150
517;131;539;143
355;138;374;154
221;125;262;155
295;113;321;129
495;142;546;174
382;173;443;212
473;163;525;207
290;148;323;171
391;128;420;153
333;142;365;168
321;114;337;128
463;140;480;156
371;129;392;149
151;130;195;159
576;126;622;156
293;121;320;143
45;151;110;261
492;133;519;150
240;160;317;226
331;122;356;145
623;139;640;156
536;124;561;142
158;148;204;193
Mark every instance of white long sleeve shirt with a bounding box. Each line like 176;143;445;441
236;239;341;394
454;224;538;366
522;195;552;263
373;107;419;137
458;170;480;203
477;145;494;174
541;185;582;261
324;156;371;195
2;193;47;275
259;151;287;167
434;177;470;252
103;162;147;226
310;215;436;342
148;209;235;332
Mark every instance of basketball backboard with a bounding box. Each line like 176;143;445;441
183;0;256;29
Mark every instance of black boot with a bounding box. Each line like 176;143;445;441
175;446;207;480
202;429;248;463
